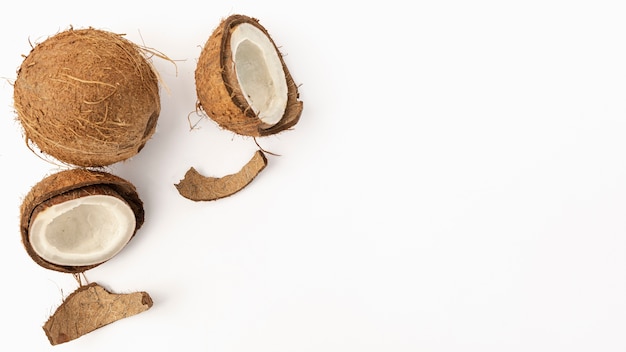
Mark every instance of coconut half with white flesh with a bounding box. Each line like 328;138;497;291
20;169;144;273
195;14;303;136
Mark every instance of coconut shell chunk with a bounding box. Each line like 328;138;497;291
20;168;144;273
176;150;267;201
195;14;303;136
43;282;153;345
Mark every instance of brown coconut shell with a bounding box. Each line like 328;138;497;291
195;14;303;137
13;27;161;167
43;282;153;345
175;150;268;201
20;168;144;273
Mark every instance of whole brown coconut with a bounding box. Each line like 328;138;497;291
195;14;303;137
20;168;144;273
14;28;160;167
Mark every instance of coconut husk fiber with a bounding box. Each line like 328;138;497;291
175;150;267;201
43;282;153;345
13;27;160;167
195;14;303;137
20;168;144;273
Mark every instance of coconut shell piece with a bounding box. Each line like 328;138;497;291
195;14;303;137
43;282;153;345
14;27;161;167
176;150;267;201
20;168;144;273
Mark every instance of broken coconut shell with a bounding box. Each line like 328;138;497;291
20;168;144;273
44;282;153;345
195;14;303;137
14;27;161;167
175;150;267;201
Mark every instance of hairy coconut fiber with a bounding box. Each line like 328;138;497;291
14;27;160;167
195;14;303;136
175;150;267;201
44;282;153;345
20;168;144;273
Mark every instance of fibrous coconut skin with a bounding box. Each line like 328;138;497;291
43;282;153;345
20;169;144;273
13;27;160;167
175;150;267;201
195;14;303;137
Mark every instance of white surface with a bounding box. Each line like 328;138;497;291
1;1;625;351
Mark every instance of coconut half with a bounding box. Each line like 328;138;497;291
195;14;303;136
13;27;161;167
20;169;144;273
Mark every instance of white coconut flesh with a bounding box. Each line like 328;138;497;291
230;23;288;126
29;195;136;266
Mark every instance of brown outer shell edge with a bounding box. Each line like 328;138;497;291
19;168;144;273
175;150;268;201
43;282;153;345
195;14;303;137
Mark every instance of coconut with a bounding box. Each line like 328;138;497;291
20;168;144;273
195;14;303;136
13;27;161;167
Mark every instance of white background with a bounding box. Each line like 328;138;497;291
1;1;625;351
